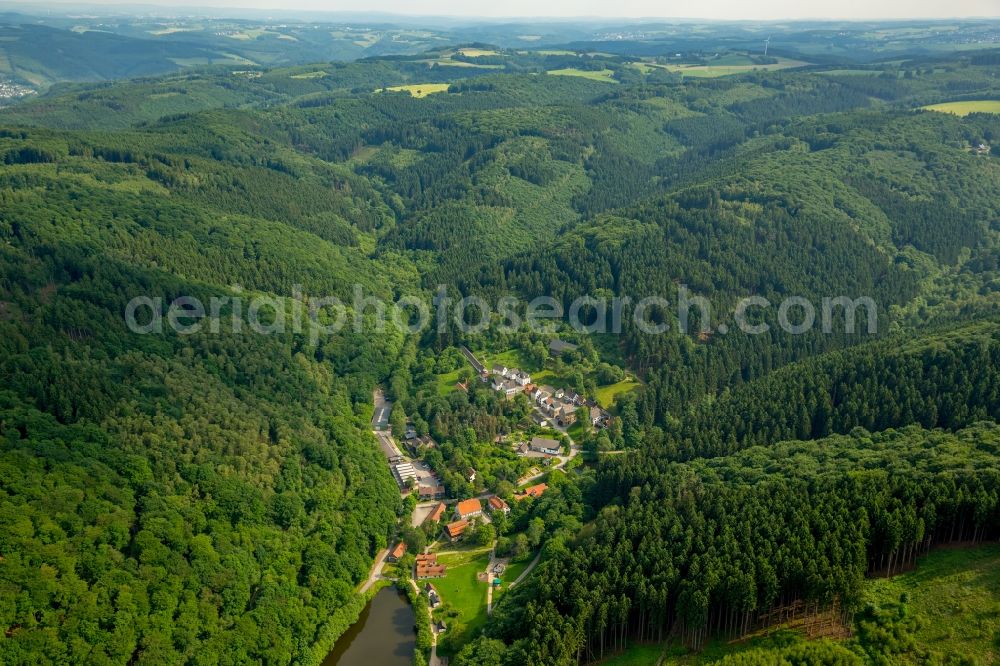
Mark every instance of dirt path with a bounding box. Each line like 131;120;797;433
485;547;499;615
509;551;542;588
432;546;492;558
409;578;444;666
486;571;494;615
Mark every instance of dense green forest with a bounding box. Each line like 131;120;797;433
0;107;413;663
0;20;999;665
471;422;1000;664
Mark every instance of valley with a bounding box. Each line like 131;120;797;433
0;10;999;666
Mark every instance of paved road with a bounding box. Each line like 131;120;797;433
359;547;389;594
375;430;404;461
372;388;392;430
511;406;582;486
516;446;579;486
413;486;508;516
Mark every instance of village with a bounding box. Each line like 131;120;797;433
368;394;554;660
469;339;613;430
363;337;633;661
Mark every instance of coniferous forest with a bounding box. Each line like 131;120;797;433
0;9;999;666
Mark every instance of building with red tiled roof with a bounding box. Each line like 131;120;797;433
442;519;469;542
424;501;447;525
487;495;510;515
388;541;406;562
454;498;483;520
416;563;447;579
515;483;548;500
414;552;446;578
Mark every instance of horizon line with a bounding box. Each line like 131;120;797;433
4;1;1000;22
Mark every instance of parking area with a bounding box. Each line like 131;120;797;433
372;389;392;430
376;431;404;462
411;502;437;527
411;459;439;485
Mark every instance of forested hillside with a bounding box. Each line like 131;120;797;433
655;320;1000;457
474;422;1000;664
0;108;413;663
0;26;998;666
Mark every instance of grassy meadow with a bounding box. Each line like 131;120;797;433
863;544;1000;663
922;100;1000;116
433;550;492;655
381;82;451;97
547;68;618;83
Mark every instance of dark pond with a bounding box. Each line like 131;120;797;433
323;587;415;666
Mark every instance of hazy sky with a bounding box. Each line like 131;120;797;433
38;0;1000;19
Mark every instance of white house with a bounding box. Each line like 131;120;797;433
530;437;561;456
511;370;532;386
498;379;522;397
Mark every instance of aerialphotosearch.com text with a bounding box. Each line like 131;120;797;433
125;284;878;344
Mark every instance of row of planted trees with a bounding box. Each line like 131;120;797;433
477;423;1000;665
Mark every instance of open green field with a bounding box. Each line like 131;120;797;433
595;380;641;409
470;347;637;412
290;70;326;79
922;100;1000;116
381;83;450;98
496;555;534;593
435;368;464;396
547;68;618;83
480;349;573;390
436;546;492;567
665;64;796;77
566;417;588;442
657;57;808;78
457;47;499;57
225;28;278;41
420;57;504;69
148;26;201;35
478;349;535;375
598;634;849;665
433;551;491;655
864;544;1000;663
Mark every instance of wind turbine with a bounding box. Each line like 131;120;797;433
764;36;771;56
